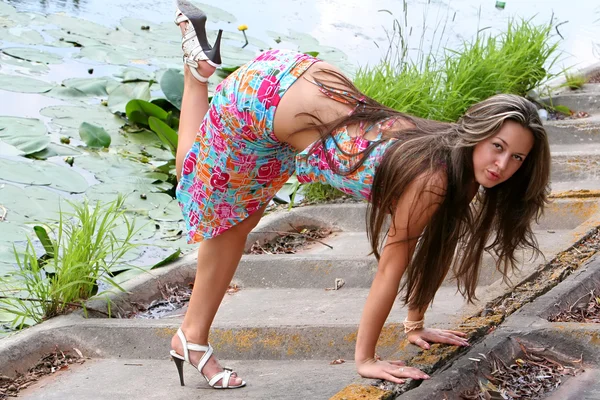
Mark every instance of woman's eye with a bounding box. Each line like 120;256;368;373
493;143;502;150
513;154;523;162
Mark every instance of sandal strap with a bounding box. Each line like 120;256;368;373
196;342;214;373
176;328;210;362
174;8;189;25
208;369;233;388
185;59;210;83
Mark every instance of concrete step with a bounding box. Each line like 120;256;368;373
18;358;360;400
541;83;600;113
544;113;600;146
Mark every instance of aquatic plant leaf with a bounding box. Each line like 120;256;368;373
189;2;236;23
117;67;155;82
159;69;184;110
148;200;183;222
0;222;28;243
0;117;49;155
27;143;81;160
41;105;124;133
0;142;24;156
33;226;54;257
0;53;49;74
148;117;178;154
0;73;53;93
108;82;151;114
0;2;17;16
1;47;62;64
77;45;130;65
126;99;168;127
0;27;45;45
79;122;111;148
46;14;114;41
151;249;181;269
124;192;173;214
43;86;87;100
43;29;103;48
62;77;117;96
0;158;87;193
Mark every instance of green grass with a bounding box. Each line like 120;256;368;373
354;17;559;121
564;72;587;90
0;196;139;329
301;182;346;203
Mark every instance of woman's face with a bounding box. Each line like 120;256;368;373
472;120;534;188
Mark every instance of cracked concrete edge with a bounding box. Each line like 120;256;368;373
399;255;600;399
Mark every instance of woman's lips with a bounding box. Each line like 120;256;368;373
486;170;500;181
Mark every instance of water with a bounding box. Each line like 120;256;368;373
5;0;600;71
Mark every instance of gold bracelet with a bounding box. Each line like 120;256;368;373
403;318;424;333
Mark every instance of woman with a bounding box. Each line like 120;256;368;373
170;0;550;389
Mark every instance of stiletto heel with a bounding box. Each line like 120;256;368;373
204;29;222;68
169;328;246;389
172;356;185;386
174;0;223;82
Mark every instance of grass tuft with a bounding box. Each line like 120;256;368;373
0;196;140;328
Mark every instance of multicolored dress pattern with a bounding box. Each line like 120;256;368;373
176;49;318;243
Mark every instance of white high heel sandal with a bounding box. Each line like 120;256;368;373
174;1;222;83
170;328;246;389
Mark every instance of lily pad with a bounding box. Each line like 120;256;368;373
1;47;63;64
159;69;184;109
0;142;24;157
0;117;49;155
0;222;28;243
43;86;88;100
0;2;17;17
41;105;125;132
0;27;45;45
148;200;183;222
0;158;88;193
0;73;53;93
190;2;236;23
124;192;173;214
46;14;114;41
108;82;152;114
77;45;130;65
27;143;81;160
0;183;72;224
117;67;155;83
44;29;103;48
0;53;49;74
79;122;111;148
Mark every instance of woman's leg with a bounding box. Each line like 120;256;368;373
171;204;265;386
172;22;260;386
175;30;217;180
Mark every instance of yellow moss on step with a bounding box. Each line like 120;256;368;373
330;384;394;400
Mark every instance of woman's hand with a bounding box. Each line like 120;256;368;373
356;358;430;384
407;328;470;350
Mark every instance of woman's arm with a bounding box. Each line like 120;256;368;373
354;171;466;382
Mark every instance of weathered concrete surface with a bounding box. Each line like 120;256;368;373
19;359;361;400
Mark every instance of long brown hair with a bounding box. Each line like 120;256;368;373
301;68;551;310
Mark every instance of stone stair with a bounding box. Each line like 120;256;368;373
3;72;600;400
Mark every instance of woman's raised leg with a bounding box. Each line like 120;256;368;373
172;20;260;387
